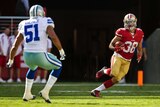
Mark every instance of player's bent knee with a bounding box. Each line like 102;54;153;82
26;69;37;79
50;67;62;78
112;77;120;83
111;72;119;78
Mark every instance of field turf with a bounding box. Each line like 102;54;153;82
0;82;160;107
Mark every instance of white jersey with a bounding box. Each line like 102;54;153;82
0;33;9;56
18;16;55;52
9;35;23;56
47;38;52;49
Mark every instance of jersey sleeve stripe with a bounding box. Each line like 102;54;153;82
47;21;53;24
116;33;122;37
47;18;53;22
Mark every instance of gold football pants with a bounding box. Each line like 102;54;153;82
110;55;131;81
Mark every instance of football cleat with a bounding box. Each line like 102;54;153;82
96;66;107;79
17;78;21;83
34;77;41;83
7;78;13;83
39;90;51;103
41;79;47;83
23;93;36;101
91;90;100;98
0;78;6;83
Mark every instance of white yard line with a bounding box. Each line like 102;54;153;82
54;90;160;93
0;83;160;87
0;83;137;86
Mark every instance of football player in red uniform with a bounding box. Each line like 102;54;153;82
91;13;144;97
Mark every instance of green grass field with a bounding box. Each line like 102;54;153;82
0;82;160;107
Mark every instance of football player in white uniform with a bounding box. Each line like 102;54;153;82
34;38;53;83
7;4;66;103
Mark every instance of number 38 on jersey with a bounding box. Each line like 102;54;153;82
123;41;138;53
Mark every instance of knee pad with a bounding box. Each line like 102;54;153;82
50;67;62;78
26;69;37;79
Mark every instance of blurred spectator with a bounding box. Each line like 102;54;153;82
15;0;30;16
7;29;23;83
0;27;10;83
34;38;52;83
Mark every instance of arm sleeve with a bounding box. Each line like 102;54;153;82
46;17;55;28
18;21;24;35
115;28;123;37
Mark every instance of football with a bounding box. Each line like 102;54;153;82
115;41;124;47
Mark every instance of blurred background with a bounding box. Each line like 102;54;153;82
0;0;160;83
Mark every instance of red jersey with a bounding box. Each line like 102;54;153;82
115;28;144;60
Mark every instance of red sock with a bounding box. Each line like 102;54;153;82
103;79;114;89
104;68;111;76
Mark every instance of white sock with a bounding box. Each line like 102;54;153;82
43;75;57;93
95;84;106;91
24;78;34;94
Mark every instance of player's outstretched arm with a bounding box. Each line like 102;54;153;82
7;32;24;67
47;25;62;50
137;39;143;63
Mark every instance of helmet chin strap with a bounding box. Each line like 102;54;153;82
124;24;136;32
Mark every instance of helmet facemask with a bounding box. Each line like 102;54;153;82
29;5;45;18
123;13;137;31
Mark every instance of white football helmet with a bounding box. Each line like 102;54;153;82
29;5;45;18
123;13;137;31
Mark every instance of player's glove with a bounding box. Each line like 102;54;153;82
59;49;66;60
137;54;142;63
6;59;14;68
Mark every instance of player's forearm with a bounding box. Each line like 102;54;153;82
109;37;115;51
137;41;143;57
9;33;23;60
51;37;63;50
47;26;63;50
109;43;115;51
137;47;143;58
137;50;142;56
9;46;17;60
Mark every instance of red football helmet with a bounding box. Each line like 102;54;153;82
123;13;137;31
